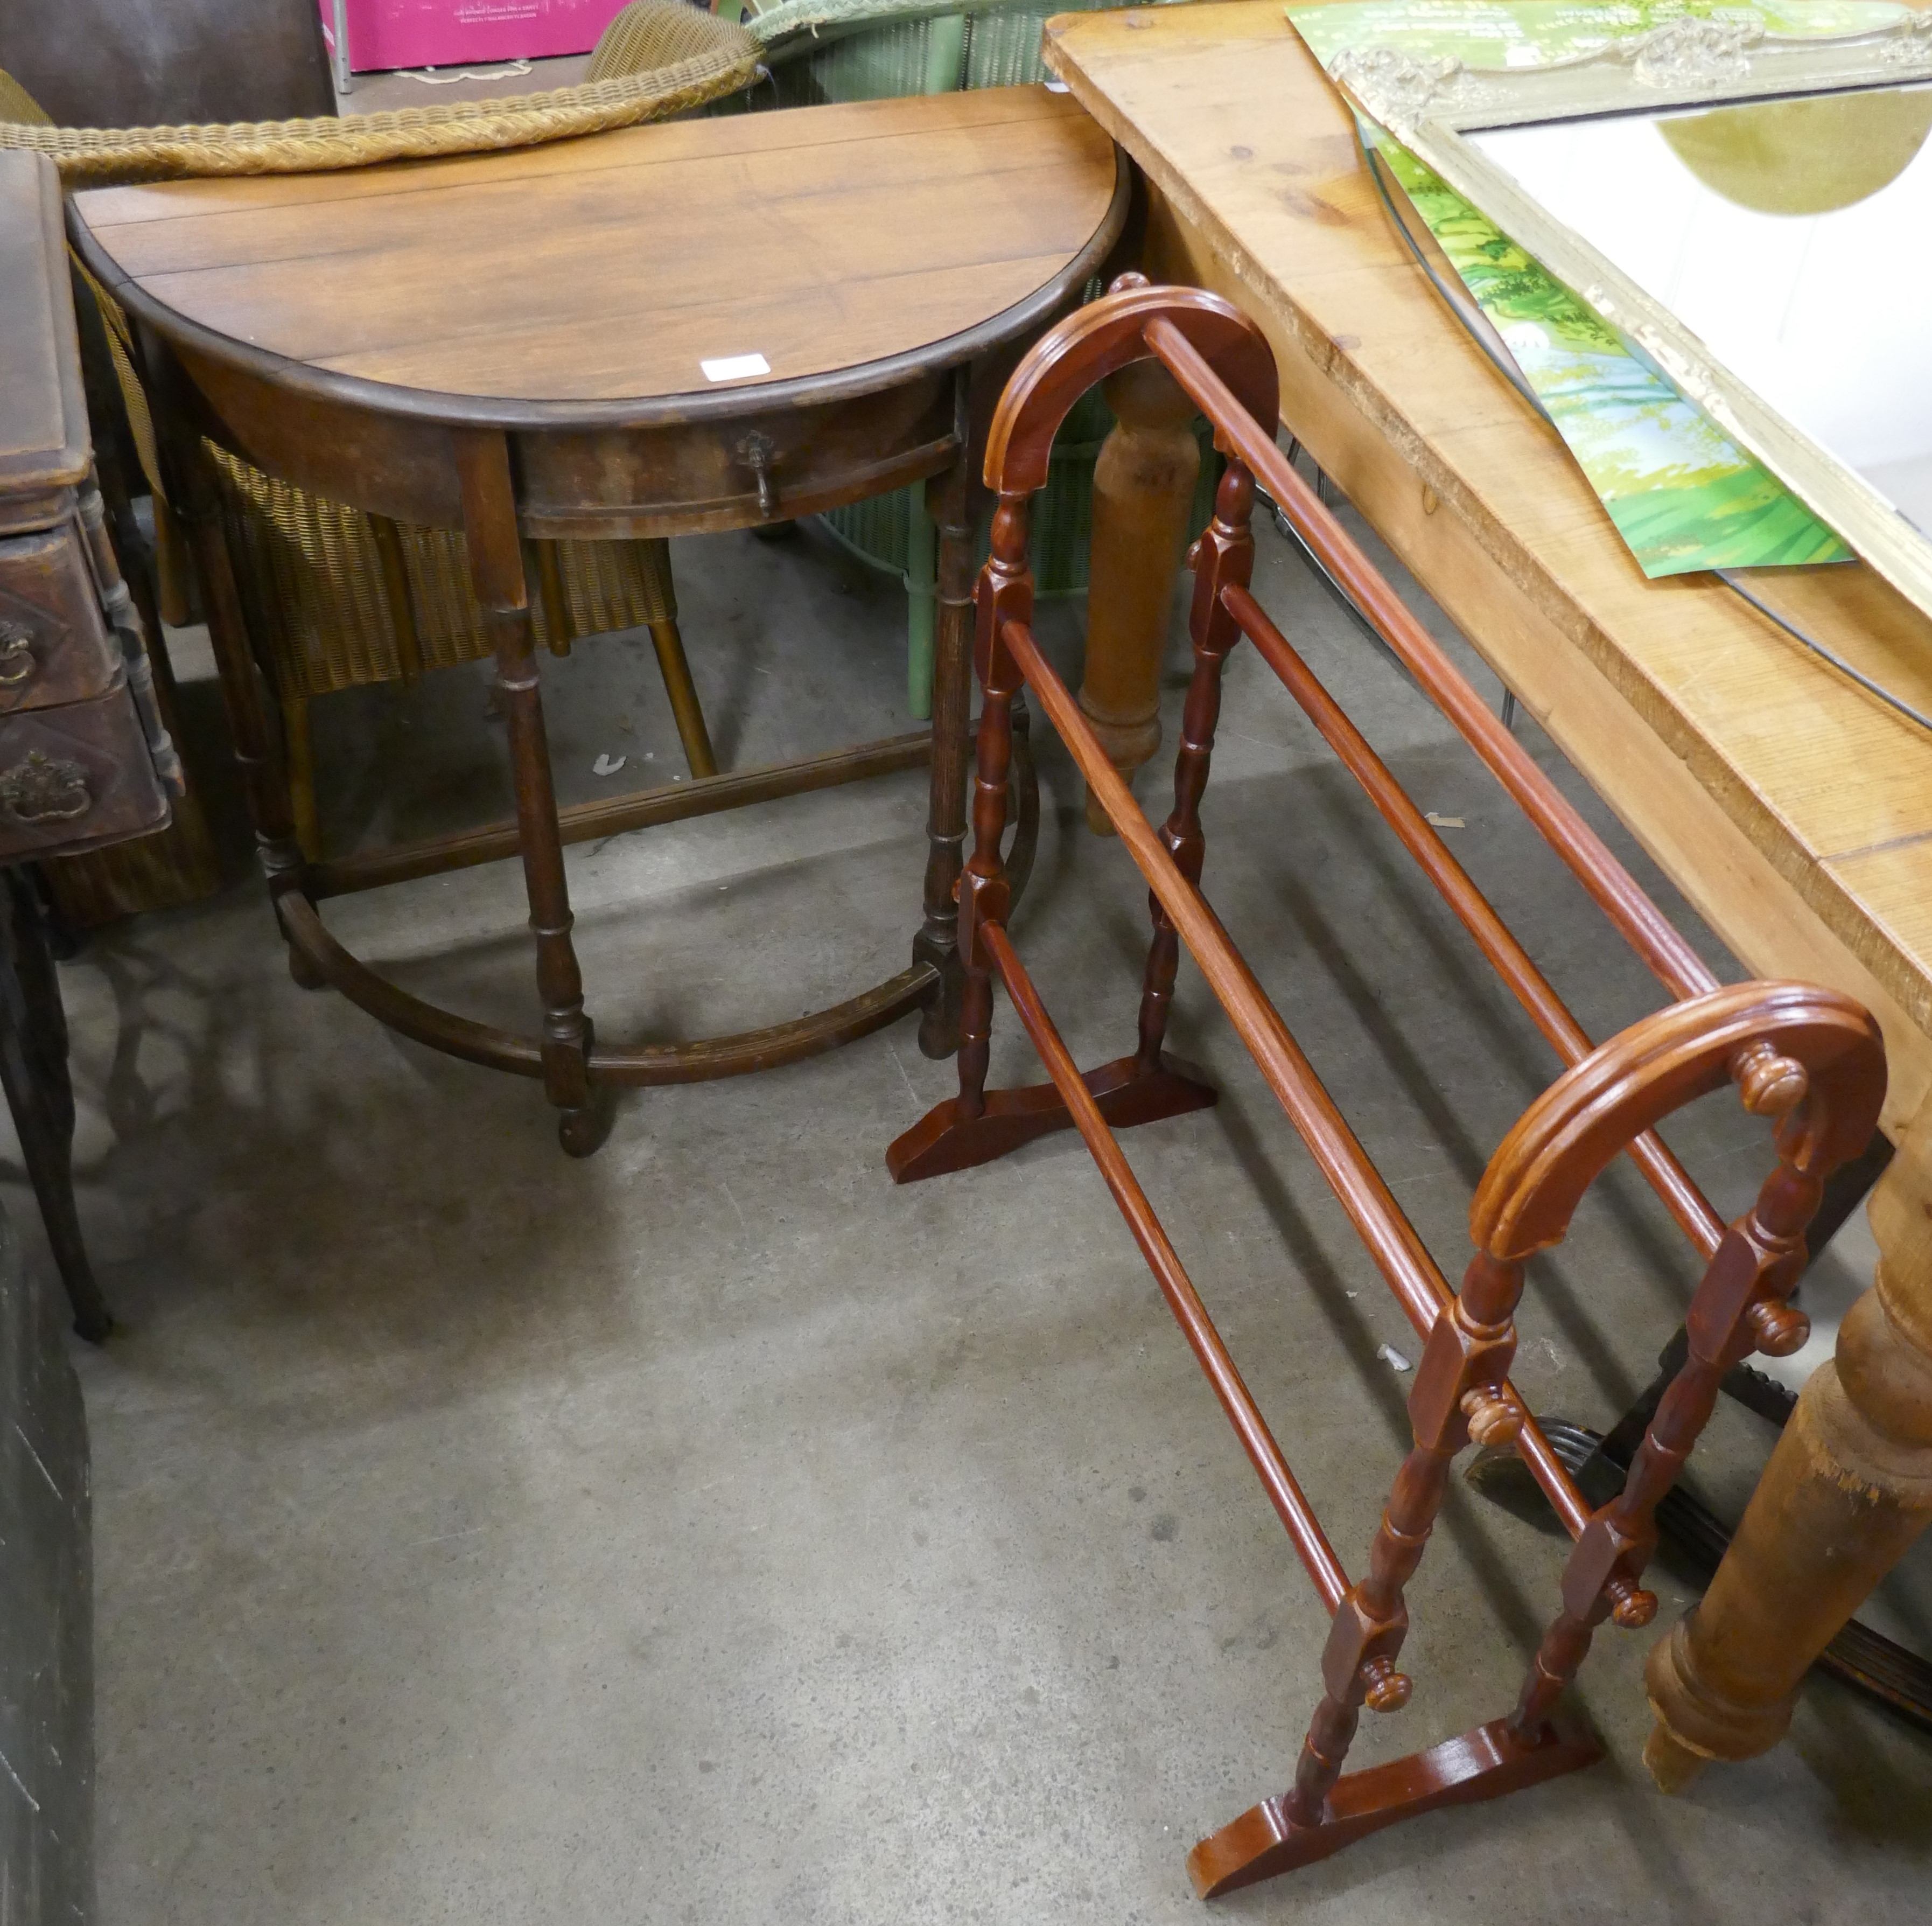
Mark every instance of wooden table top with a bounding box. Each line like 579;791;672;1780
69;88;1119;413
1048;0;1932;1113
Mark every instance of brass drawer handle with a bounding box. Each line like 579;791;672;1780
0;749;92;823
0;622;34;687
736;430;781;521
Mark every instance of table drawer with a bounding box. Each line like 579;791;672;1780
0;681;168;861
515;378;962;540
0;523;118;716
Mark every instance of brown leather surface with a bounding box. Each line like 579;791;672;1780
0;0;333;131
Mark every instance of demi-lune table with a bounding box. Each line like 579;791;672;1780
68;88;1125;1155
1045;0;1932;1792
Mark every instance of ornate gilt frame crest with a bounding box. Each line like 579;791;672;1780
1331;13;1932;617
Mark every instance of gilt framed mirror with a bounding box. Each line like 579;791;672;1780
1331;11;1932;617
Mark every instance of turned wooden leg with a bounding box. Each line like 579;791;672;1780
0;871;111;1342
187;489;307;902
1136;463;1252;1069
137;327;314;982
1645;1120;1932;1785
904;476;938;721
1521;1136;1825;1739
913;456;975;1059
886;466;1224;1185
1284;1245;1529;1830
953;574;1021;1122
1285;1452;1440;1824
1076;351;1201;835
1135;909;1184;1072
456;432;605;1157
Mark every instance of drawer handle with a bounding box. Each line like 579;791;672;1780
736;430;781;521
0;749;92;824
0;622;34;687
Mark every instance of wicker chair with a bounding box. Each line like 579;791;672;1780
743;0;1143;97
2;2;761;860
729;0;1214;719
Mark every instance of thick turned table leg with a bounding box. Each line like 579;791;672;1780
1076;353;1201;835
913;456;974;1059
456;433;606;1157
1644;1121;1932;1787
138;327;314;981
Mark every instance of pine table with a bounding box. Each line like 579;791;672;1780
1047;0;1932;1788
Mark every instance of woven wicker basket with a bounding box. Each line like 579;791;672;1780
1;3;761;185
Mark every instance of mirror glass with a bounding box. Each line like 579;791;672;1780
1471;82;1932;537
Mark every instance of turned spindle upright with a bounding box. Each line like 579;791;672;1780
887;283;1888;1897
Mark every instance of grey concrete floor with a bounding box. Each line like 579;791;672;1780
9;488;1931;1922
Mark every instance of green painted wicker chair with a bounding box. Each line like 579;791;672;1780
727;0;1214;717
1;2;761;860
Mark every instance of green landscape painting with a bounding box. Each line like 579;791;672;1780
1286;1;1875;575
1373;135;1851;574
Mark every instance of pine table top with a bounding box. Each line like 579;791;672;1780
1047;0;1932;1131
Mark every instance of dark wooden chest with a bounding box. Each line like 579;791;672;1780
0;150;178;864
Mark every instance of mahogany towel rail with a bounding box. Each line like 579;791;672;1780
885;281;1887;1898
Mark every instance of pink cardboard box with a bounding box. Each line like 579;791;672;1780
321;1;634;74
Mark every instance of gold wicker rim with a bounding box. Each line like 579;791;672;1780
0;6;761;184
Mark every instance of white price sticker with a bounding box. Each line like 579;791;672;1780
701;352;771;382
